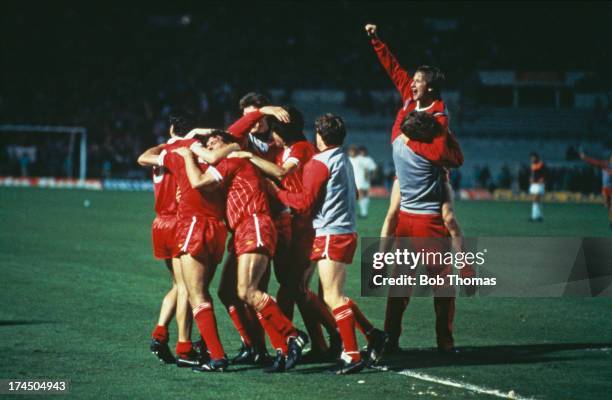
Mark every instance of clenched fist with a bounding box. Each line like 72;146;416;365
365;24;378;38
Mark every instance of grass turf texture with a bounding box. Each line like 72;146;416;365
0;187;611;399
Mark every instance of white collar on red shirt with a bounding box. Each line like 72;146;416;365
415;100;437;112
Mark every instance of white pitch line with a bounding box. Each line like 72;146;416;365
397;369;537;400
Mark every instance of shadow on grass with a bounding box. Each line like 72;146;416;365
0;320;56;327
294;342;612;374
380;342;612;370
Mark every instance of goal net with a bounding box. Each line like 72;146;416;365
0;124;88;180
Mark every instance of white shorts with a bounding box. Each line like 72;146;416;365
529;183;545;196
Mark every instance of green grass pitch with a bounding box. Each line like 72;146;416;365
1;187;611;399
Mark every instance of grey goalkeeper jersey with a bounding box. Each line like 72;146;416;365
392;136;445;214
312;147;357;235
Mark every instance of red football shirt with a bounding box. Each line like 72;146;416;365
152;142;178;216
160;138;225;220
209;157;270;230
371;37;462;168
275;140;316;193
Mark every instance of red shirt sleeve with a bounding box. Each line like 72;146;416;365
582;155;608;169
407;131;464;168
277;159;330;213
371;37;413;101
212;158;239;183
226;111;263;140
287;141;313;166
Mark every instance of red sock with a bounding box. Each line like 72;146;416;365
175;341;193;358
193;302;225;360
151;325;169;343
347;299;373;339
305;290;337;336
297;300;327;353
257;294;297;353
227;305;252;347
333;302;361;362
244;304;267;350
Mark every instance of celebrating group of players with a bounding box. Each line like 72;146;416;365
138;24;470;375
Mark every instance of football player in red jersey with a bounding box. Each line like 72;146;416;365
138;113;244;372
231;106;342;360
366;24;469;353
268;114;388;374
174;130;309;373
528;152;547;222
580;151;612;227
137;113;193;366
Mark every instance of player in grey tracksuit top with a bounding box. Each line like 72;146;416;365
271;113;387;375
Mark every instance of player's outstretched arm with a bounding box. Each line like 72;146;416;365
185;128;215;139
137;144;164;166
172;147;220;190
190;141;240;165
366;23;413;101
580;152;608;168
231;151;297;179
408;131;464;168
226;106;289;141
274;159;329;213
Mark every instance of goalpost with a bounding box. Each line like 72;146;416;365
0;124;88;180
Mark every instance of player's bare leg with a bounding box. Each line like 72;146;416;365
150;259;178;364
318;259;369;374
530;193;544;222
442;183;476;295
180;254;227;370
236;253;307;372
381;179;409;352
218;251;268;364
172;257;201;366
295;262;342;360
358;189;370;218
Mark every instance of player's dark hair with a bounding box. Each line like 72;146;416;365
415;65;445;100
315;113;346;146
199;130;237;147
168;109;197;136
239;92;271;110
530;152;540;161
400;111;443;143
358;146;368;154
268;106;305;145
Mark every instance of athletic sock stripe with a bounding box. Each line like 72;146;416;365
192;302;212;317
334;310;353;321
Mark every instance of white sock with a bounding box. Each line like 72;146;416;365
363;197;370;216
359;198;367;217
532;202;542;219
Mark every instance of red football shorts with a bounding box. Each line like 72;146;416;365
395;211;450;238
175;215;227;265
291;214;315;262
310;233;358;264
233;213;277;257
603;187;612;199
395;211;452;285
152;214;178;260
